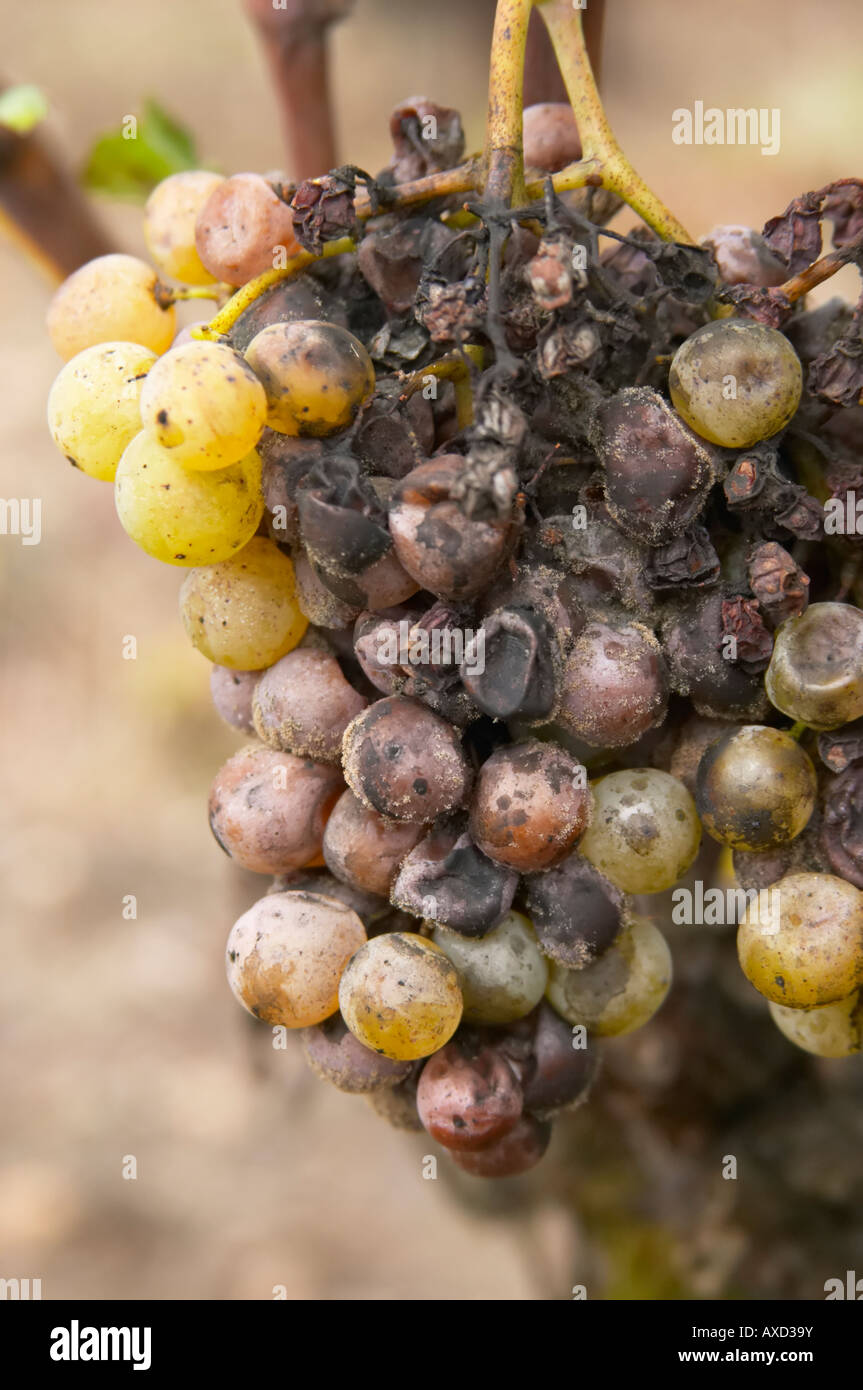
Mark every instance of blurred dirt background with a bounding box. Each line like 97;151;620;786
1;0;862;1300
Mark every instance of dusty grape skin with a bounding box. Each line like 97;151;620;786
591;387;715;546
388;456;517;601
322;789;427;897
208;745;343;875
253;648;367;764
179;537;308;670
194;172;301;286
416;1043;523;1151
301;1013;413;1092
524;853;626;969
695;725;817;851
468;739;591;872
577;768;701;895
210;665;258;732
390;820;518;936
448;1114;551;1178
342;696;473;823
226;890;366;1028
557;620;668;750
737;871;863;1008
294;550;361;630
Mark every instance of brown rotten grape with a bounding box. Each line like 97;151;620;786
469;739;591;872
557;619;668;749
388;456;518;601
322;788;428;897
524;852;626;969
390;817;518;936
301;1013;413;1093
416;1041;523;1151
210;666;257;732
591;387;715;545
195;172;301;286
516;1001;599;1120
209;745;343;874
448;1114;551;1179
342;696;472;823
252;648;367;763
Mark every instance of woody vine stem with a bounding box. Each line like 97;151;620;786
198;0;694;340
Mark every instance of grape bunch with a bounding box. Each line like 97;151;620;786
45;92;863;1177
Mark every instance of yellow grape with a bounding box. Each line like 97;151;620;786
114;432;263;566
143;170;224;285
139;340;267;469
769;993;862;1059
47;254;176;360
179;536;308;669
47;341;157;482
244;320;375;436
737;871;863;1008
338;932;463;1060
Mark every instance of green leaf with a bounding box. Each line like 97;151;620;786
82;98;201;200
0;84;48;135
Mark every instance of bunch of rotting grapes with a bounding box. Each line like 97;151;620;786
44;3;863;1177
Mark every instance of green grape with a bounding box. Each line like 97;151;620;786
114;432;262;566
738;872;863;1008
765;602;863;730
545;916;672;1036
226;890;366;1028
244;320;375;436
139;340;267;469
431;911;548;1024
179;536;308;669
695;725;817;851
338;932;463;1061
578;768;702;894
668;319;802;448
769;993;862;1059
143;170;224;286
46;254;176;361
47;341;157;481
